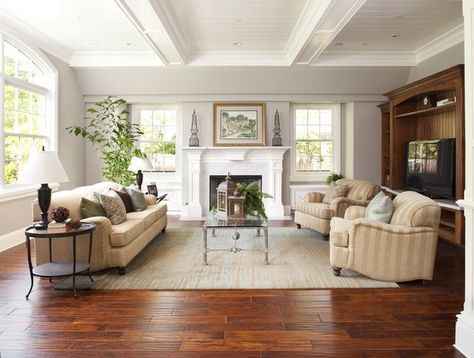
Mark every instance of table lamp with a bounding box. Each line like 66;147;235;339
128;156;152;191
18;150;69;230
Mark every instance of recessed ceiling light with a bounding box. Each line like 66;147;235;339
233;41;242;46
67;13;81;21
125;42;136;47
235;19;242;23
362;42;368;46
394;15;403;19
333;42;344;46
390;33;400;38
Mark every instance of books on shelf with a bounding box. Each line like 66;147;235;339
436;96;456;107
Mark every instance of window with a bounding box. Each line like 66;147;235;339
291;104;340;181
0;33;57;187
133;105;179;173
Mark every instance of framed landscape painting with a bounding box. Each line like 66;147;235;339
213;103;266;146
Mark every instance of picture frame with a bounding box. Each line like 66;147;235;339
213;103;266;146
147;184;158;197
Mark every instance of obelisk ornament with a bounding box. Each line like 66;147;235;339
272;109;282;146
189;109;199;147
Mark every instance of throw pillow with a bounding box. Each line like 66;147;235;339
80;197;106;219
323;184;349;204
113;188;134;213
97;190;127;225
365;191;394;223
127;187;147;211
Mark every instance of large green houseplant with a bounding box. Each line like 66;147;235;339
67;96;144;186
236;182;273;221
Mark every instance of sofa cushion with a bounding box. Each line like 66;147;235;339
80;196;106;219
110;220;145;247
296;202;334;220
113;188;134;213
365;191;394;223
97;190;127;225
126;207;157;228
323;184;349;204
127;187;147;211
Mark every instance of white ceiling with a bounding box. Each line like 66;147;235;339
0;0;464;67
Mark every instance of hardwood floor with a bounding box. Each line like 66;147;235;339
0;216;465;356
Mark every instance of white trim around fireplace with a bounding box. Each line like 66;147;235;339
181;146;290;220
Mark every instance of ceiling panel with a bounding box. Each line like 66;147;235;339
0;0;150;52
170;0;309;51
327;0;462;52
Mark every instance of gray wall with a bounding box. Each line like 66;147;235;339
408;42;464;83
0;53;85;238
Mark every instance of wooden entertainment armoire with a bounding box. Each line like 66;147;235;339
379;65;465;245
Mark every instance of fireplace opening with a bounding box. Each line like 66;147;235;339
209;175;262;209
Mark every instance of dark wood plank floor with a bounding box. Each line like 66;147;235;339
0;216;466;357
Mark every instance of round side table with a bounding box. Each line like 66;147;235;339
24;222;95;299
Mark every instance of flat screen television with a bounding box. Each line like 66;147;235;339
405;138;455;200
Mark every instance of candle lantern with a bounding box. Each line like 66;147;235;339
228;189;246;221
216;173;237;219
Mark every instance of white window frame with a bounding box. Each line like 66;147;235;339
0;30;58;191
131;104;182;182
289;103;341;182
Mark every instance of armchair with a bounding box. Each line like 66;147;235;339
294;179;380;237
329;191;441;283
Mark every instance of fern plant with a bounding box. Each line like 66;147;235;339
236;182;273;221
67;96;144;186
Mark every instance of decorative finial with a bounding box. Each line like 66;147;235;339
189;109;199;147
272;109;282;146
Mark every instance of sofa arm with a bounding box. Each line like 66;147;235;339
344;206;366;221
330;197;369;218
145;194;157;206
303;192;325;203
352;218;436;235
81;216;114;271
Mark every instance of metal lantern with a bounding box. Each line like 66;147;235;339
228;190;246;221
216;173;237;219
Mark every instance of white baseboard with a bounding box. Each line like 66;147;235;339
0;228;24;252
455;310;474;356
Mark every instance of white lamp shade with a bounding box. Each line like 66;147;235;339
18;151;69;184
128;157;152;171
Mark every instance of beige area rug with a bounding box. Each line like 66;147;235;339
91;227;398;290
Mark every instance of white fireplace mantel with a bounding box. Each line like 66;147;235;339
181;146;290;220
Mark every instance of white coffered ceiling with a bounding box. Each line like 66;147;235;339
0;0;463;67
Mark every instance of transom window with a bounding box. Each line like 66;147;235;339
134;106;178;173
0;33;57;187
291;104;341;181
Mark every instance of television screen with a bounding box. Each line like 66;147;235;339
405;139;455;199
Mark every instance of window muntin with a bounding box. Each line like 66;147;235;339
295;108;333;173
137;108;177;173
0;34;55;187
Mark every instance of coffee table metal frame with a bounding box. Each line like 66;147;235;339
24;222;95;299
202;214;268;265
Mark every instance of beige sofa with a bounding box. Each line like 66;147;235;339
329;191;441;283
33;182;167;274
294;179;380;237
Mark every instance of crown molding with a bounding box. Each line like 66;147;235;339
314;51;416;66
415;23;464;64
0;8;72;63
70;51;164;67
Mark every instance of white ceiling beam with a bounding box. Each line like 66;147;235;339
415;23;464;64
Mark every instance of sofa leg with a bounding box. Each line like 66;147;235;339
422;280;430;286
296;224;301;229
118;267;126;275
332;267;342;276
323;234;329;241
162;226;166;233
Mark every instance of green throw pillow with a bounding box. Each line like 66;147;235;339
127;187;147;211
365;191;394;223
80;197;106;219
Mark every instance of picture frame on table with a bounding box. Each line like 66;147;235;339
213;102;266;147
147;184;158;197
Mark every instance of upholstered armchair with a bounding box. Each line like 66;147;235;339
294;179;380;238
329;191;441;283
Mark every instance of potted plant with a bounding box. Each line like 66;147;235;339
236;182;272;221
67;96;144;186
326;172;344;186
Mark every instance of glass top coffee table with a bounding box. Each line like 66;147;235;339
202;213;269;265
